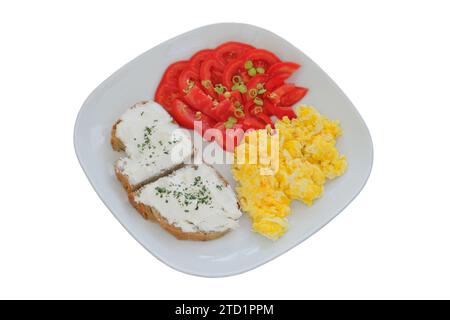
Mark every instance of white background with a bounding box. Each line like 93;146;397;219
1;0;449;300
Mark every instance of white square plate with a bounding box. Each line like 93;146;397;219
74;23;373;277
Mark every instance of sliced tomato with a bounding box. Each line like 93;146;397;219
241;116;267;130
245;74;269;101
213;122;245;152
189;49;213;71
154;83;183;112
263;99;296;119
267;62;300;77
183;85;214;115
265;73;290;91
243;100;254;115
171;99;198;129
178;68;200;94
255;112;274;128
267;84;296;104
242;49;281;70
171;99;215;135
230;90;243;105
161;61;188;86
222;59;245;89
280;86;308;106
208;99;234;122
199;58;225;97
214;42;254;65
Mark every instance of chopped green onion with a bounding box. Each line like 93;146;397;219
232;75;242;84
249;88;258;98
214;84;226;94
234;101;241;107
253;106;263;114
256;67;265;74
224;116;237;129
183;79;194;93
244;60;253;70
234;109;245;118
258;88;267;94
238;84;247;93
256;83;264;90
232;83;247;93
268;92;277;99
254;97;264;106
248;68;257;77
201;79;212;88
224;92;231;98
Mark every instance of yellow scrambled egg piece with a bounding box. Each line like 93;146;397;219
232;105;347;240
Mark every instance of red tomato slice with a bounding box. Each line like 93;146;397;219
171;99;215;135
242;49;281;70
189;49;213;71
178;68;200;94
267;62;300;77
230;90;243;105
268;84;296;104
255;112;274;128
263;99;296;119
245;74;269;101
265;73;290;91
241;116;267;130
222;59;245;89
209;99;234;122
154;83;183;112
183;85;214;116
214;42;254;65
213;122;245;152
161;61;189;86
243;100;254;115
171;99;198;129
280;87;308;106
199;58;225;97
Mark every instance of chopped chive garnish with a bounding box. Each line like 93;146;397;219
256;67;265;74
244;60;253;70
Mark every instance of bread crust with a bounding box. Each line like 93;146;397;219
128;191;229;241
111;120;125;151
115;162;185;193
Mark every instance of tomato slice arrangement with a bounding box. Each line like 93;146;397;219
154;41;309;151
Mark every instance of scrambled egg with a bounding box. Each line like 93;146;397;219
232;105;347;240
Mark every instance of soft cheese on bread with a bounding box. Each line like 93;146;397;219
112;101;193;192
130;164;242;240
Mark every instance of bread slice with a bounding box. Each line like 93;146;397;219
129;164;242;241
111;101;193;193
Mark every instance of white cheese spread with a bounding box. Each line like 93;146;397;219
135;164;242;233
115;101;193;185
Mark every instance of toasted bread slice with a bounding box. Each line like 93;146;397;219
111;101;193;192
129;164;242;241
